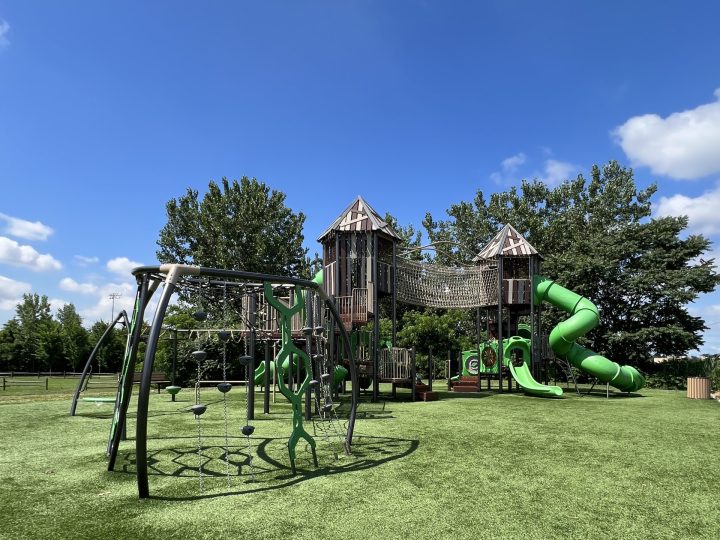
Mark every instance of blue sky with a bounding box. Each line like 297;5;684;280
2;1;720;351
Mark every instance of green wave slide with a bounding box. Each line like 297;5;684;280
252;269;348;386
504;337;563;397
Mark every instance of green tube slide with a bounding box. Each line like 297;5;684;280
504;336;563;397
534;275;645;392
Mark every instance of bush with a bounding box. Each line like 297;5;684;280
643;356;720;390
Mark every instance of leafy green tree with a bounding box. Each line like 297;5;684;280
157;177;308;276
88;321;127;373
423;161;718;364
383;212;423;260
396;309;474;356
14;293;55;372
0;319;24;371
57;303;90;371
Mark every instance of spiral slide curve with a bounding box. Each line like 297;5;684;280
533;275;645;393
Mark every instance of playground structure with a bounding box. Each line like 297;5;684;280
313;197;644;399
102;264;358;498
82;195;647;499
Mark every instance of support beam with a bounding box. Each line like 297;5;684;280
372;233;380;402
497;256;504;393
136;280;176;499
263;340;270;414
248;292;256;421
392;240;397;345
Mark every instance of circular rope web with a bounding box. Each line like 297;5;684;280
394;258;499;309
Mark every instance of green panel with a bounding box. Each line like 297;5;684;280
263;282;316;466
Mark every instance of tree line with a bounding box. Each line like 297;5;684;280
0;294;126;373
1;165;717;375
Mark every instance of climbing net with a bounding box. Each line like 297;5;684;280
394;258;499;309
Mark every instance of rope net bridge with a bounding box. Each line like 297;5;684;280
394;258;499;309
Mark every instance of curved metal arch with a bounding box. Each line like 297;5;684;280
69;310;130;416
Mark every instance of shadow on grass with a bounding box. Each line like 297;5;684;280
115;432;419;501
434;390;495;400
580;391;646;399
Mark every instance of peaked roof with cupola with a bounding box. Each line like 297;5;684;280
472;223;541;260
317;196;401;242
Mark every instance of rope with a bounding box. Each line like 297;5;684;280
195;414;204;492
394;257;499;308
221;284;231;488
244;434;256;482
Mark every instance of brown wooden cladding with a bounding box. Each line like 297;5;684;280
502;278;532;304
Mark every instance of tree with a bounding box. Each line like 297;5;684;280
88;321;127;373
0;319;24;371
396;309;474;356
423;161;719;363
157;177;308;276
14;293;55;372
383;212;423;260
57;304;90;372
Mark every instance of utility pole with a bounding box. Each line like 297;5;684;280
108;293;122;321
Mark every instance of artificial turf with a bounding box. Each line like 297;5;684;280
0;379;718;539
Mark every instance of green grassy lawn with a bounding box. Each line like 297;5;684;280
1;380;718;539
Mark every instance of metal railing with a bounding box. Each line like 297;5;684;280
379;347;412;380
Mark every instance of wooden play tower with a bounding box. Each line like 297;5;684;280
317;196;401;401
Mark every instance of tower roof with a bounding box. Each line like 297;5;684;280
473;224;541;260
317;196;401;242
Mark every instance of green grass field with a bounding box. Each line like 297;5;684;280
1;379;719;539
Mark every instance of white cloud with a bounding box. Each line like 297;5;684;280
107;256;143;277
79;281;137;321
490;153;579;187
541;159;578;186
0;213;54;241
59;277;98;294
500;153;526;172
490;152;527;184
49;298;69;315
614;89;720;180
0;236;62;271
654;183;720;235
74;255;99;266
0;275;31;311
0;19;9;48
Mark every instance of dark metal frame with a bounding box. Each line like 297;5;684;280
69;309;130;416
129;264;359;499
107;274;160;466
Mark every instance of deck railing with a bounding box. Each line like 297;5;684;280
379;347;412;380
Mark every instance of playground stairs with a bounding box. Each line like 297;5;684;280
451;376;481;393
415;382;439;402
391;379;439;401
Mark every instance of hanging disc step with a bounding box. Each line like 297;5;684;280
216;382;232;394
190;404;207;416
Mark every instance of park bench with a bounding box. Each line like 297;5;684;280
82;374;119;392
132;372;171;393
2;377;49;391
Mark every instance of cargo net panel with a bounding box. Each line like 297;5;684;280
394;258;498;309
